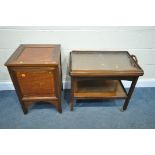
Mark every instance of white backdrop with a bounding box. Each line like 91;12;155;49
0;26;155;88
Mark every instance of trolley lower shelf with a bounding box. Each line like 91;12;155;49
74;79;127;99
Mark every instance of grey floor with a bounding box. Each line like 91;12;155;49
0;88;155;129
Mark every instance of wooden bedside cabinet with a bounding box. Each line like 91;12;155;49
5;44;62;114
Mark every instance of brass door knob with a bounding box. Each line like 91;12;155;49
21;74;26;77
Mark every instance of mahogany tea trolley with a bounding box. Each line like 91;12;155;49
69;51;144;111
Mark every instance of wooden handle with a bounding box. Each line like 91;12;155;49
131;55;138;64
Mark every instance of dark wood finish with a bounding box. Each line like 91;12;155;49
5;44;62;114
69;51;144;111
122;77;138;111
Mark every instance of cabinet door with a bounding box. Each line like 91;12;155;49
14;68;56;97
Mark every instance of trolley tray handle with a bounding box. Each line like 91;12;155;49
131;54;138;64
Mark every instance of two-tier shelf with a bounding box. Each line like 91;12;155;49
69;51;144;111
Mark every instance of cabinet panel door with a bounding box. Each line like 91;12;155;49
14;68;56;97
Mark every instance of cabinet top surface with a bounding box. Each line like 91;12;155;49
5;44;60;66
70;51;144;76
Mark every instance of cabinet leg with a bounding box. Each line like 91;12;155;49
55;100;62;113
23;108;28;114
21;101;28;114
49;100;62;113
57;102;62;113
122;77;138;111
